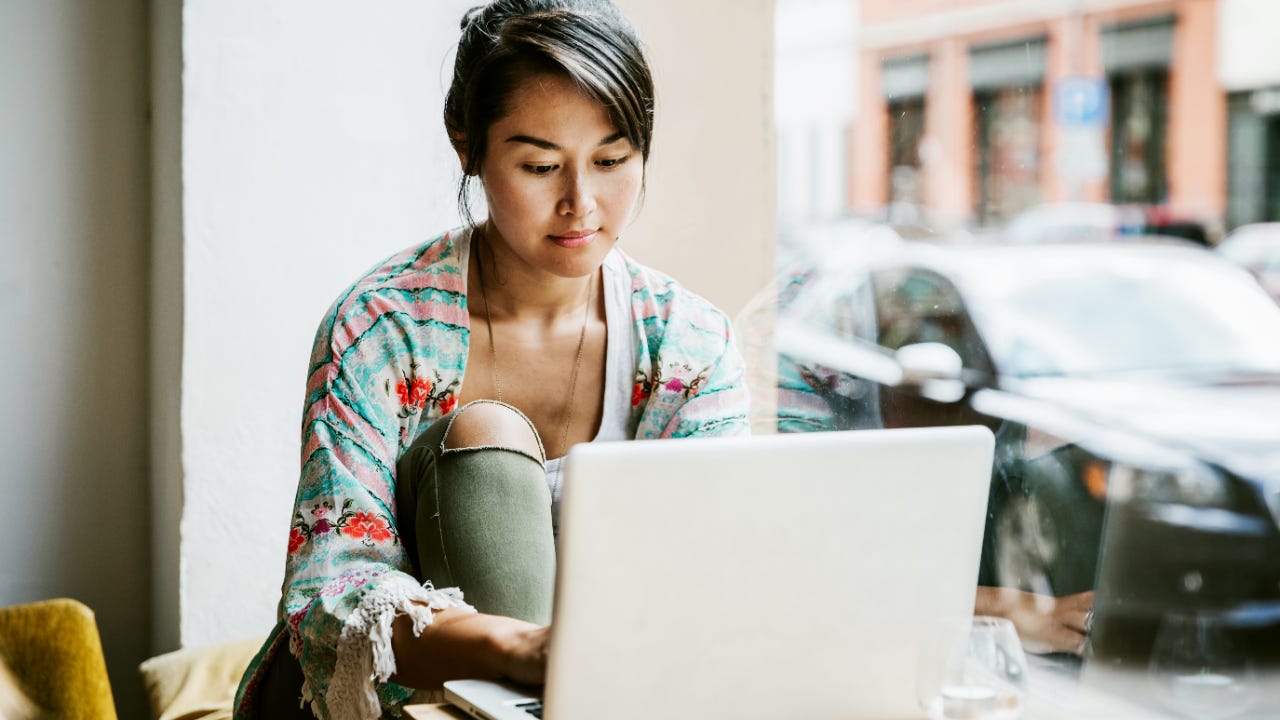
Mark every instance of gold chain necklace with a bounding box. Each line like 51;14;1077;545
476;247;593;460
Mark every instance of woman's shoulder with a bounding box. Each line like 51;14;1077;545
323;229;467;322
308;228;471;371
615;249;732;335
343;228;466;300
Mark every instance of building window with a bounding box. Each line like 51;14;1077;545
974;88;1043;225
1226;91;1280;227
970;38;1046;225
1269;114;1280;222
888;97;926;206
882;54;929;208
1102;17;1173;205
1109;70;1168;204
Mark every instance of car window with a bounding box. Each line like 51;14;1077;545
951;250;1280;377
871;268;992;375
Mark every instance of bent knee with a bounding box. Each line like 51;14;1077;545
443;401;544;461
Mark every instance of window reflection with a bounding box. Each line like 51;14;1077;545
771;1;1280;714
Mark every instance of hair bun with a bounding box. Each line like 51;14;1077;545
460;5;485;31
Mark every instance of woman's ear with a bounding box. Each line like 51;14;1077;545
449;132;475;176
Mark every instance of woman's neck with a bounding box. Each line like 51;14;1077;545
470;223;597;325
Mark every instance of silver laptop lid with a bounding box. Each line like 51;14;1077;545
546;426;995;720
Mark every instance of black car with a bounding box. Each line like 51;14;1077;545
769;233;1280;667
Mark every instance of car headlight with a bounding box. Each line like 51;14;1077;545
1107;462;1231;507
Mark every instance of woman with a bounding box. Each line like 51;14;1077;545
233;2;750;718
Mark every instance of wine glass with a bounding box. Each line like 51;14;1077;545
1147;611;1257;720
918;616;1028;720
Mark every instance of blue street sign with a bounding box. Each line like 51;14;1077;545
1054;76;1109;127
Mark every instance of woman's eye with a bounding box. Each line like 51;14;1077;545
597;155;630;169
524;164;557;175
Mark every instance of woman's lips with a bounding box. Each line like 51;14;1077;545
549;230;598;249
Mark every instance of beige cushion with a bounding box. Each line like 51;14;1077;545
139;638;264;720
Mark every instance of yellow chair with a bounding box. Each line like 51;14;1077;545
0;598;118;720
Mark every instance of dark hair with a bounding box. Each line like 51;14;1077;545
444;0;655;226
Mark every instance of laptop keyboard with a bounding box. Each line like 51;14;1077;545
513;700;543;718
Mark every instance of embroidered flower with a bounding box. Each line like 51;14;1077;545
300;502;335;536
652;362;711;400
386;367;461;419
287;527;306;554
396;376;432;409
341;511;394;544
439;395;458;414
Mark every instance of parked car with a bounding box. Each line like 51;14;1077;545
1218;222;1280;303
1004;202;1211;246
771;235;1280;667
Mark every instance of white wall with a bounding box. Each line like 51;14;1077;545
170;0;775;646
1219;0;1280;91
0;1;152;717
175;0;476;646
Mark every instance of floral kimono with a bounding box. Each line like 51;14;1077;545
234;227;750;720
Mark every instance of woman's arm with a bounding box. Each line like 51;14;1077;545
390;609;550;688
275;288;477;717
974;586;1094;655
280;371;474;719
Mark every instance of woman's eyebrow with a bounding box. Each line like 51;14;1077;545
504;132;628;150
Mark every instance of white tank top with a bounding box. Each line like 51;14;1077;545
544;249;635;535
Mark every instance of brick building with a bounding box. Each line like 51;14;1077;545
848;0;1227;229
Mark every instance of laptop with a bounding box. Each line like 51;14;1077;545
445;426;995;720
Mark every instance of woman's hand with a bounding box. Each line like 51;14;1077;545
494;623;551;686
975;586;1094;655
391;608;549;688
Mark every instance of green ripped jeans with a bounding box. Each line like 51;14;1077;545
256;400;556;719
394;398;557;625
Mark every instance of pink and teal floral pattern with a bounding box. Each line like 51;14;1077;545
385;366;460;419
289;499;399;556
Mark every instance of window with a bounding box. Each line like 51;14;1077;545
882;54;930;208
1228;89;1280;226
1109;69;1169;204
887;97;926;205
771;2;1280;716
1103;17;1173;205
970;38;1047;224
974;86;1043;224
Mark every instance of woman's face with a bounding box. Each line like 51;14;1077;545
478;71;643;280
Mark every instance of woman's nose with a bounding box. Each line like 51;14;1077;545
557;170;597;217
